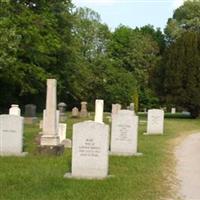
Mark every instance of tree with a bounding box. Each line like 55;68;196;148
158;31;200;118
165;0;200;41
109;25;160;110
0;0;74;110
68;7;137;109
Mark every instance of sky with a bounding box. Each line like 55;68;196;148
72;0;185;30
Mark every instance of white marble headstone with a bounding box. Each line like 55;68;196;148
111;110;139;155
0;115;24;155
112;104;121;115
58;123;67;143
40;79;60;146
68;121;109;179
147;109;164;134
9;104;21;116
171;108;176;114
94;99;104;123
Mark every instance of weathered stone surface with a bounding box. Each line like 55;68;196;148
40;79;60;146
61;138;72;148
111;110;139;156
72;107;79;118
58;123;67;143
9;104;21;116
94;99;104;123
111;104;121;115
171;108;176;114
58;102;67;122
65;121;109;179
146;109;164;134
80;102;88;117
25;104;36;117
0;114;25;156
130;103;134;111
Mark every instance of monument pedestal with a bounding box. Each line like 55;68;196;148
38;144;64;155
40;135;60;146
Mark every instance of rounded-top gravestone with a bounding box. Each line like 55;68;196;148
72;107;79;118
9;104;21;116
58;102;67;114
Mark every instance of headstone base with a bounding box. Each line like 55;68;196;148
143;132;163;135
109;152;143;157
0;152;28;157
64;172;113;180
24;117;37;124
40;135;60;146
38;144;64;155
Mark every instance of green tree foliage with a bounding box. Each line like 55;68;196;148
165;0;200;41
0;0;74;110
109;25;161;110
157;31;200;118
68;8;137;109
0;1;165;111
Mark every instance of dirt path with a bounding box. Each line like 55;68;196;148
175;133;200;200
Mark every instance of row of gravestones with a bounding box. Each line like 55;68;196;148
0;79;165;180
64;103;164;179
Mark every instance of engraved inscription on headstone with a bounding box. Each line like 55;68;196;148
66;121;109;179
0;114;24;155
111;110;139;155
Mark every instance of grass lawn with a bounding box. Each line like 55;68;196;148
0;113;200;200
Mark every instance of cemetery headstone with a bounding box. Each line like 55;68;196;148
39;79;64;155
24;104;37;124
58;102;67;122
58;123;67;143
25;104;36;117
80;102;88;117
111;104;121;115
130;103;134;111
146;109;164;135
64;121;109;179
94;99;104;123
110;110;139;156
9;104;21;116
171;108;176;114
0;114;26;156
72;107;79;118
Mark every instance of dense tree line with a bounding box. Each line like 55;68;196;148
0;0;200;117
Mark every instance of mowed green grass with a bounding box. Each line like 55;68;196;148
0;113;200;200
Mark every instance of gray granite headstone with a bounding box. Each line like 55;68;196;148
25;104;36;117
